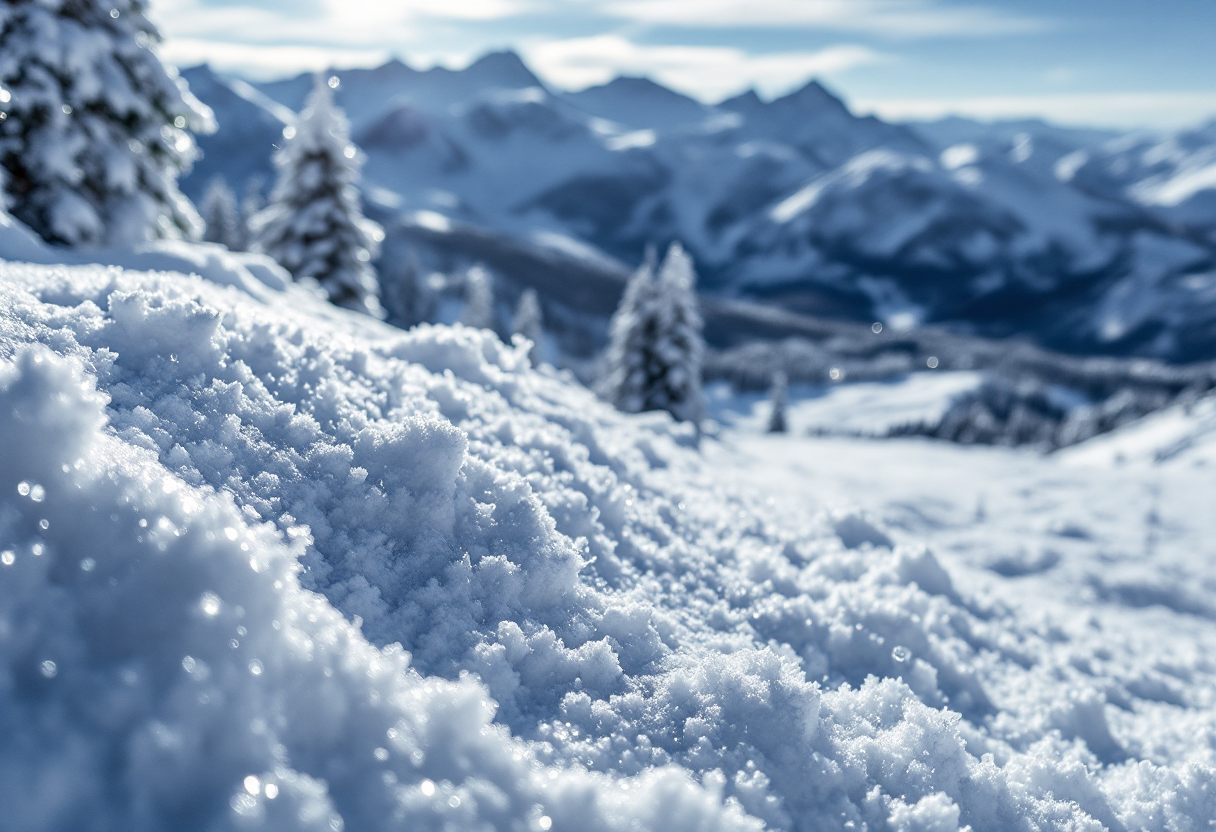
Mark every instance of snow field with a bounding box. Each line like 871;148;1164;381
1;258;1214;830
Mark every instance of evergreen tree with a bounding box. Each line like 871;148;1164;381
601;248;658;414
239;176;263;250
601;242;705;423
0;0;214;247
461;264;496;331
382;251;437;329
511;288;543;366
652;242;705;423
252;75;383;317
767;370;788;434
201;177;241;250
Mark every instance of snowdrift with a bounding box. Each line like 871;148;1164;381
1;253;1213;831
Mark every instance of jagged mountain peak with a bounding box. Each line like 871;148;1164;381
770;78;851;114
463;50;543;90
564;74;708;130
718;88;764;113
587;75;696;101
362;57;419;84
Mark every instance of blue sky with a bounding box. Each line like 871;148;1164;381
153;0;1216;129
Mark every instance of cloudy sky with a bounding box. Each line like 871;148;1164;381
153;0;1216;129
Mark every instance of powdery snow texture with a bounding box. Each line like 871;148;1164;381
1;257;1214;831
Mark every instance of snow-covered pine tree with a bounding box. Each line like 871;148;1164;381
511;288;543;366
0;0;214;246
239;177;263;250
601;243;705;423
382;251;437;329
201;177;241;250
461;264;496;331
601;248;657;414
252;75;383;317
767;370;788;433
652;242;705;422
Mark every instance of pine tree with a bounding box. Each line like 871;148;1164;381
652;242;705;423
0;0;214;247
201;177;241;250
382;251;437;329
601;248;659;414
461;264;496;331
252;75;383;317
601;243;705;423
767;370;788;433
511;288;543;366
239;176;263;250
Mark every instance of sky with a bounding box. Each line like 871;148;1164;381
153;0;1216;130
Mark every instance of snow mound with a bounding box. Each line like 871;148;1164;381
1;257;1214;831
1;206;290;299
1061;394;1216;467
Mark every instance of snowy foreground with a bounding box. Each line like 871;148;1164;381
1;257;1214;832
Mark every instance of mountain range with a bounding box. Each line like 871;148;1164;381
179;52;1216;362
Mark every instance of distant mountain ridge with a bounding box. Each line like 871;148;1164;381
180;51;1216;362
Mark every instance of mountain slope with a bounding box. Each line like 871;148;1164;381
563;76;710;131
179;65;289;200
181;53;1216;361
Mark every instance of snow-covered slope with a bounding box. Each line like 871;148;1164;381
180;55;1216;361
180;65;291;197
1065;120;1216;230
1060;393;1216;467
910;117;1117;184
2;237;1215;829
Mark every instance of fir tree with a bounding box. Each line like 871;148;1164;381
601;242;705;423
0;0;214;246
461;264;496;331
239;176;263;250
601;248;658;414
382;251;437;329
652;242;705;423
767;370;788;434
252;75;383;317
511;288;543;366
201;177;241;250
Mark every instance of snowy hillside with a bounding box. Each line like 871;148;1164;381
1064;120;1216;230
3;226;1216;829
180;54;1216;361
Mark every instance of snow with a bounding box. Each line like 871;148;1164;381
1059;395;1216;467
1132;161;1216;207
2;205;290;297
708;372;986;436
939;144;980;170
1;244;1215;830
606;130;658;151
413;209;453;233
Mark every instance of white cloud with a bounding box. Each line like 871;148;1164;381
855;91;1216;130
524;35;882;100
159;38;393;78
152;0;533;53
153;0;528;76
404;0;538;21
602;0;1044;37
